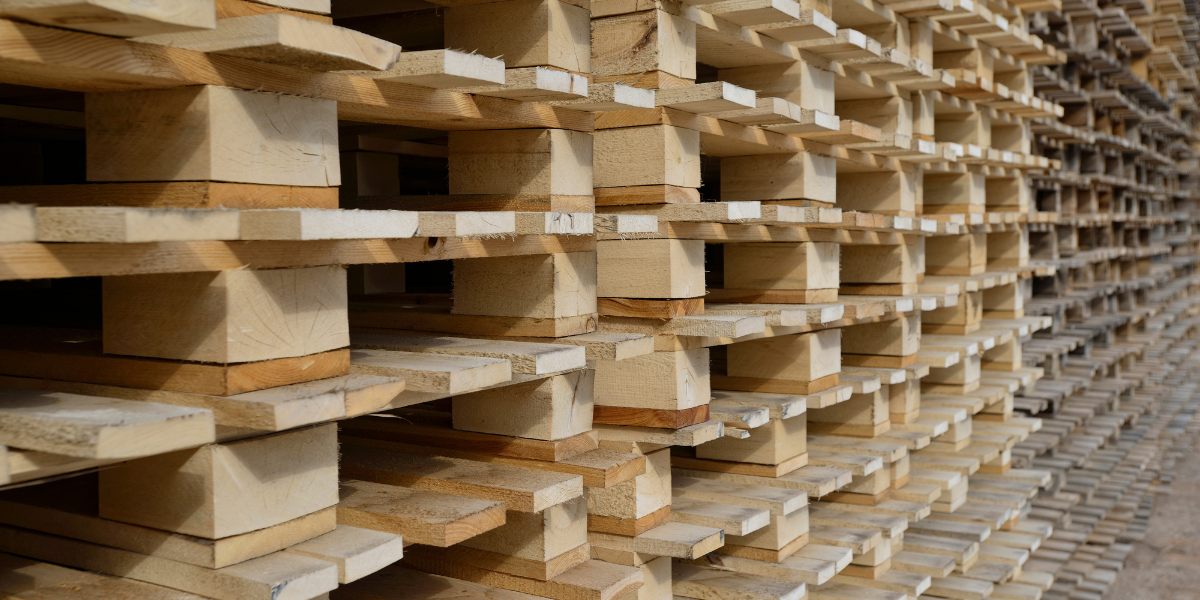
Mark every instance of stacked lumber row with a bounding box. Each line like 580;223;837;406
0;0;1194;597
996;0;1200;595
0;1;629;600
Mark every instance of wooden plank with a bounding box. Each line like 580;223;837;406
36;207;240;243
364;49;505;88
0;476;337;568
241;209;420;240
0;236;596;282
0;553;214;600
0;203;35;243
673;476;807;515
335;567;553;600
350;349;511;394
415;541;590;581
283;525;403;583
0;20;593;132
339;435;643;489
0;327;350;396
352;331;586;375
86;85;338;187
0;373;399;432
589;522;724;559
3;182;340;209
595;421;724;446
338;479;506;547
455;67;588;102
401;553;643;600
132;14;400;70
0;0;216;37
592;405;710;429
670;498;771;536
673;563;806;600
655;81;756;113
339;444;582;513
344;411;598;462
0;388;214;458
0;524;339;600
547;83;657;112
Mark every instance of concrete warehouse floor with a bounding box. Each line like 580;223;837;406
1105;435;1200;600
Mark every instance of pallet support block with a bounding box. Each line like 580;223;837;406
926;233;987;276
461;496;587;564
923;172;985;214
719;61;834;113
722;242;839;294
103;266;348;364
720;153;836;204
448;129;594;203
696;416;807;466
595;349;710;411
843;314;921;366
86;86;339;187
836;169;916;216
446;0;590;72
453;252;597;320
588;448;671;524
988;229;1030;268
808;388;889;437
598;239;705;299
720;329;841;394
840;241;922;294
594;125;700;189
453;371;594;441
924;291;983;333
98;424;338;538
591;10;696;83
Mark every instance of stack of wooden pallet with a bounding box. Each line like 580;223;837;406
0;0;1196;597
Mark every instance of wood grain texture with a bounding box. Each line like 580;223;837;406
133;14;400;71
103;265;348;363
0;524;339;600
2;182;340;209
283;525;403;583
350;349;511;394
460;495;587;565
337;479;506;547
352;331;585;375
597;297;704;319
586;505;671;536
452;252;597;320
592;404;710;428
0;553;215;600
0;0;216;37
453;372;593;441
445;0;590;72
449;129;593;197
0;388;214;458
334;567;560;600
36;207;239;243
